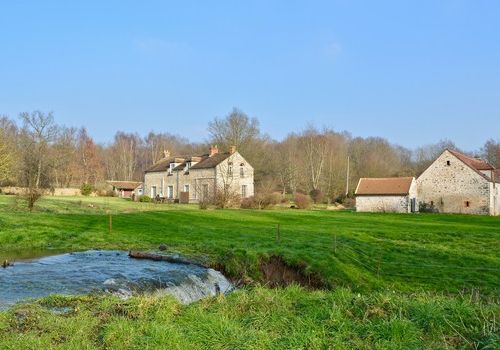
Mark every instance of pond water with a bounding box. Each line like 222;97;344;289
0;250;232;310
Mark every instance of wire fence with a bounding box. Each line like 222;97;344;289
103;216;500;291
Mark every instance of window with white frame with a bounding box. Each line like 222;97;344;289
241;185;247;198
184;184;189;193
167;186;174;199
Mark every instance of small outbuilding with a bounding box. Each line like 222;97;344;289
107;181;143;199
355;177;417;213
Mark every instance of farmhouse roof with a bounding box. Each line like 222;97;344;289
447;149;497;182
355;177;414;196
107;181;142;190
145;152;232;173
190;152;231;169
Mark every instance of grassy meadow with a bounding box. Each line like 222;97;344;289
0;194;499;349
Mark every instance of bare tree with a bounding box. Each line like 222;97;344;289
18;111;57;210
481;139;500;168
301;127;328;191
0;129;13;182
77;128;104;186
51;127;78;187
106;132;141;181
208;108;260;153
214;161;241;208
19;111;58;189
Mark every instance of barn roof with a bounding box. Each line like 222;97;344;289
355;177;414;196
107;181;142;190
447;149;494;171
447;149;497;182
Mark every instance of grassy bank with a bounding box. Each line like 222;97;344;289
0;195;499;349
1;286;498;349
1;195;499;294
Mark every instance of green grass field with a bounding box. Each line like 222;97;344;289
0;195;499;349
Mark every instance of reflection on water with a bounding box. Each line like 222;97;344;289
0;250;232;309
0;248;74;262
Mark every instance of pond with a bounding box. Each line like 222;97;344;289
0;250;232;310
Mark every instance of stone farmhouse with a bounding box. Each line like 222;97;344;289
144;146;254;203
416;149;499;215
355;149;499;215
355;177;417;213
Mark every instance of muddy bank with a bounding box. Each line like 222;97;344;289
260;256;325;288
210;255;325;289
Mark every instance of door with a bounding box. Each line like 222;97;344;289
410;198;416;213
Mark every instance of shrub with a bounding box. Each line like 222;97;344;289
309;189;323;203
199;199;209;209
139;195;151;203
241;192;281;209
343;197;355;208
259;192;281;208
241;196;257;209
419;201;437;213
80;183;93;196
294;193;311;209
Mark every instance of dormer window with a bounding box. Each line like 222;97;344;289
446;160;450;166
168;163;175;175
185;162;191;172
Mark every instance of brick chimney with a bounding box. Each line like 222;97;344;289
209;145;219;157
163;150;170;159
229;145;236;154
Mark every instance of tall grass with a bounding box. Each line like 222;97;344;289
0;286;498;349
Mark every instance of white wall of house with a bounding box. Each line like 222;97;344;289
489;182;500;216
356;195;411;213
215;152;254;200
416;150;492;215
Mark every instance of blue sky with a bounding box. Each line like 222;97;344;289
0;1;499;150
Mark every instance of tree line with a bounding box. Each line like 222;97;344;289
0;109;499;204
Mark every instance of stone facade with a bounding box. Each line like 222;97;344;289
144;151;254;203
416;150;498;215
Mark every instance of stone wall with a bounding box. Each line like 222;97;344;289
416;150;491;215
0;187;82;196
356;195;411;213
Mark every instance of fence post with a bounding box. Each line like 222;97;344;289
109;214;112;233
377;256;381;279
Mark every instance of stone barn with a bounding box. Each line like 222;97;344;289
416;149;499;215
355;177;417;213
